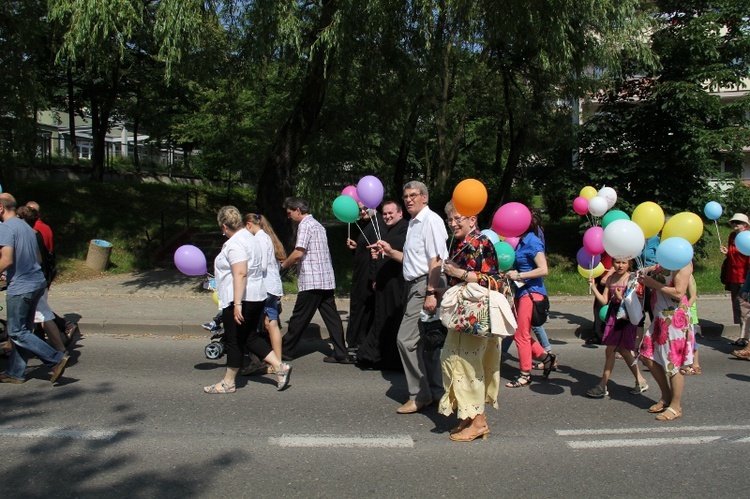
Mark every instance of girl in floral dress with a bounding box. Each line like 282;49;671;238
638;262;695;421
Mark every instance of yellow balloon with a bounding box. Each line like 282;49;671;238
632;201;665;238
578;263;605;279
661;212;704;245
580;186;598;200
212;291;219;307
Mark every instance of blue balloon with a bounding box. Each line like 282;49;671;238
481;229;500;244
655;237;693;270
736;231;750;256
703;201;723;220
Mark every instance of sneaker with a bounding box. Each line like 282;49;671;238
630;382;649;394
201;321;217;331
240;361;270;376
50;354;70;384
0;372;25;384
277;362;292;391
586;385;608;398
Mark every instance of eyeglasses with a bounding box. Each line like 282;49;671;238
446;216;467;226
402;192;422;201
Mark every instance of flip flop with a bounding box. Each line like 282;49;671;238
655;406;681;421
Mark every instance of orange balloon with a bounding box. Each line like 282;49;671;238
452;179;488;216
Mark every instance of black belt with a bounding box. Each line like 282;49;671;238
406;274;427;285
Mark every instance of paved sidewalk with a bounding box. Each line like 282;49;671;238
2;269;740;341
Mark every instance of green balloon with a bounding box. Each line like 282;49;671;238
332;195;360;223
494;241;516;271
598;304;609;322
602;210;629;229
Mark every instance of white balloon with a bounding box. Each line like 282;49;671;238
598;186;617;209
603;219;645;260
588;196;609;217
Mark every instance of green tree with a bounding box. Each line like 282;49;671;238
578;0;750;213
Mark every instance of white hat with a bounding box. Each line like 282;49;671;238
729;213;749;225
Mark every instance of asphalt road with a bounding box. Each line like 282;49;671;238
1;332;748;498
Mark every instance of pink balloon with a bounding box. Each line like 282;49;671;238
572;196;589;216
583;226;605;255
341;185;360;203
491;202;532;238
504;236;520;249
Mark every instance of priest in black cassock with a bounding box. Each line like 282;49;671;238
345;203;383;351
357;200;408;369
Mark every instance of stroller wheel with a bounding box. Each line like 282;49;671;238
205;342;223;360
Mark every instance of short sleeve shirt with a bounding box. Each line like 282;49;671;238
256;229;283;297
0;217;48;295
214;229;266;309
296;215;335;291
402;206;448;281
513;232;547;297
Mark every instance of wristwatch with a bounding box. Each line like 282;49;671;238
426;290;436;296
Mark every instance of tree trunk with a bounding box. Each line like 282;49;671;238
89;62;120;182
392;99;422;196
66;66;79;166
256;0;338;248
133;115;140;172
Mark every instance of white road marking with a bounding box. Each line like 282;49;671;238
567;436;722;449
269;434;414;448
0;427;117;441
556;425;750;436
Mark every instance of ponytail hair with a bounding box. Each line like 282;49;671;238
244;213;287;261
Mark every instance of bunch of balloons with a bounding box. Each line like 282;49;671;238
333;176;385;224
572;184;706;275
452;179;530;271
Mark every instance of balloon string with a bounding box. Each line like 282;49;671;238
371;214;382;241
348;223;351;241
589;255;594;295
354;221;372;247
714;220;723;248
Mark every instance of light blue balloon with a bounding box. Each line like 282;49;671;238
703;201;723;220
736;231;750;256
655;237;694;270
481;229;500;244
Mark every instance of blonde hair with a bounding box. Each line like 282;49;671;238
244;213;287;261
217;206;243;230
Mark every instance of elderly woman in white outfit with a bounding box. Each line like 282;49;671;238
204;206;291;393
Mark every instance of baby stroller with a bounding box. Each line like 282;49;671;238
202;274;227;360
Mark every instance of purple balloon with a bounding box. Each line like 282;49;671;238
174;244;207;276
356;175;384;209
576;246;601;270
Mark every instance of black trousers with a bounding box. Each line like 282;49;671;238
222;301;270;369
282;289;347;359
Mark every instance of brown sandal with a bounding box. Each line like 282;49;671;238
655;406;681;421
648;400;668;413
679;365;701;375
732;349;750;360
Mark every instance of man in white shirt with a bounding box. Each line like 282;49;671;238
374;182;447;414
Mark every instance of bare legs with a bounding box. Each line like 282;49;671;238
641;357;684;418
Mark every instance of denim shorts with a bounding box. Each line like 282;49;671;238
263;294;281;322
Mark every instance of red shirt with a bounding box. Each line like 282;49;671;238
33;219;54;252
725;231;750;284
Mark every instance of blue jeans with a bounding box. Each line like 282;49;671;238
532;325;551;352
5;287;64;380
